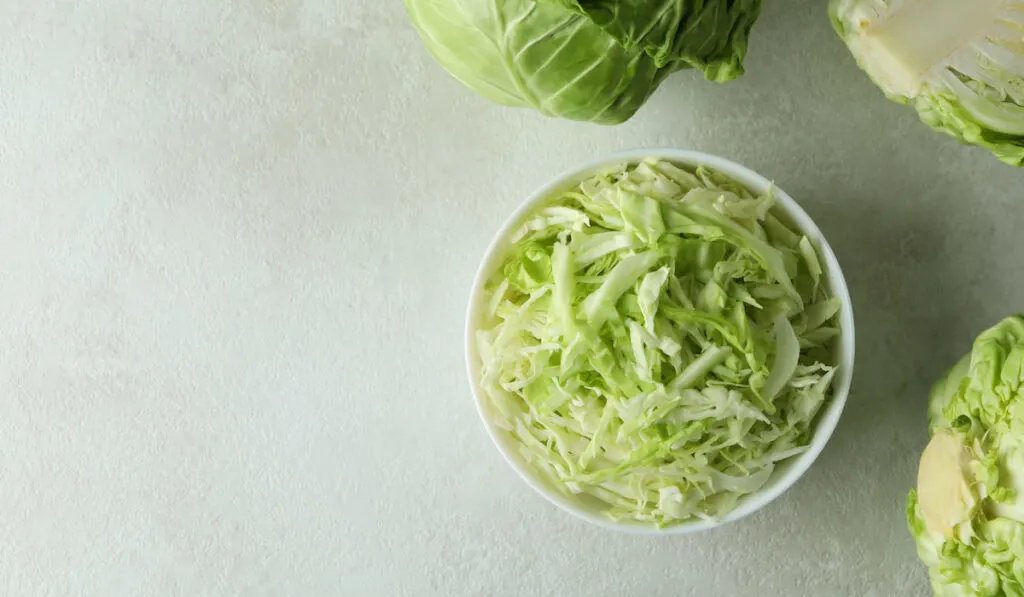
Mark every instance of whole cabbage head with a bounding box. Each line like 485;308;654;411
403;0;762;124
830;0;1024;166
909;315;1024;595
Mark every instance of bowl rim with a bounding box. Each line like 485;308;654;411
464;148;856;535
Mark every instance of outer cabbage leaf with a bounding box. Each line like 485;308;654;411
551;0;761;79
928;353;970;433
941;315;1024;432
830;0;1024;166
404;0;761;124
915;86;1024;168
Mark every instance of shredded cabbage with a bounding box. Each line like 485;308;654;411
475;159;841;526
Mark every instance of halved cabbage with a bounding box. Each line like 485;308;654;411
908;315;1024;595
831;0;1024;166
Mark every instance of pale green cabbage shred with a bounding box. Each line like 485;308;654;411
475;159;841;526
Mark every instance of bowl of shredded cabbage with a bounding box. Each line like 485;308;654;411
466;149;855;533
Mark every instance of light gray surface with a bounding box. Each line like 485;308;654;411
1;1;1020;596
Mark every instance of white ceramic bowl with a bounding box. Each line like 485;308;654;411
465;149;855;534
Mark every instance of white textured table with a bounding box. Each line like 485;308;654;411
3;1;1021;596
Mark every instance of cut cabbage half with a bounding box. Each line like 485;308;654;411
831;0;1024;165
